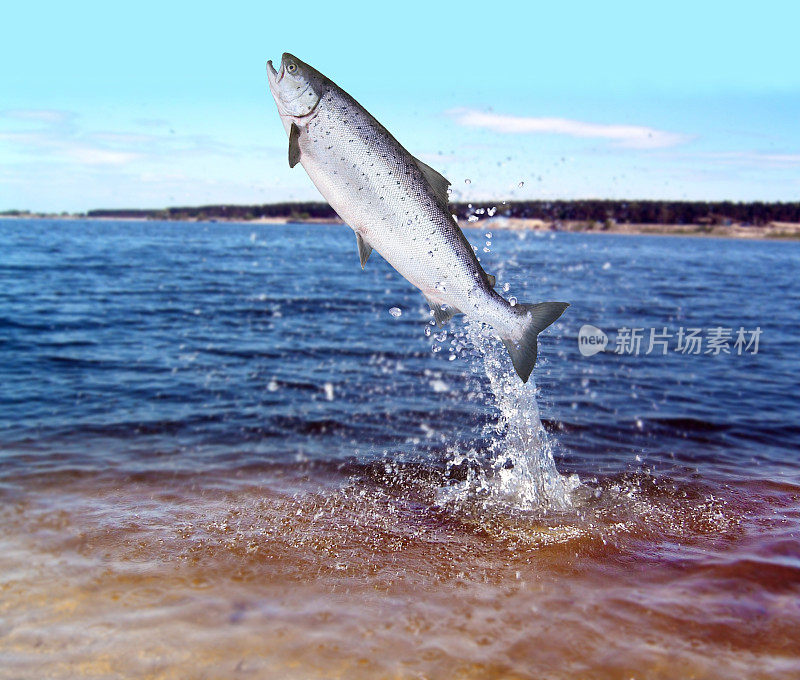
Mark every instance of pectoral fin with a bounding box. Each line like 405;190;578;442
413;157;451;209
487;274;496;288
288;123;301;168
424;295;461;327
356;233;372;269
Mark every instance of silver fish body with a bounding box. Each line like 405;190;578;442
266;53;568;382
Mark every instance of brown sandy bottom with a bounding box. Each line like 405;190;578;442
0;464;798;680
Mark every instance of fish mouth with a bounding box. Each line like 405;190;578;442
266;58;285;87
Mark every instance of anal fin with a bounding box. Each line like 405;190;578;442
356;233;372;269
424;295;461;327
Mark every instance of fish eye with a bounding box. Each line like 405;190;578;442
286;63;297;73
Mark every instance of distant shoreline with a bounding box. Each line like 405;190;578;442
484;217;800;240
3;213;799;240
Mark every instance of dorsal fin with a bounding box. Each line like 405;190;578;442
413;157;451;209
288;123;301;168
356;232;372;269
486;274;496;288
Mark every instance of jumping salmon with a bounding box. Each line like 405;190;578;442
266;53;568;382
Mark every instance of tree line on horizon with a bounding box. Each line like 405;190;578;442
78;199;800;225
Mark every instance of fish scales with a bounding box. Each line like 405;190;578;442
299;88;481;304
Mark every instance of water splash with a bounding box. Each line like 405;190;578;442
437;320;580;512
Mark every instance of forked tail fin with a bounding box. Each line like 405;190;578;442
501;302;570;383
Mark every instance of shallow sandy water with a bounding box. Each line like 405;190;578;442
2;465;798;680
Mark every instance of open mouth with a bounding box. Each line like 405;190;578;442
266;58;285;85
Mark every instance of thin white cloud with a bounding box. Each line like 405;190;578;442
702;151;800;166
450;108;689;149
66;147;141;165
0;108;291;210
0;130;141;165
1;109;72;124
0;109;249;166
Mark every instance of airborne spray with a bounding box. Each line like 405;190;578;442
436;319;580;511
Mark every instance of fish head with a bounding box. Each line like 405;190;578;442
266;53;324;119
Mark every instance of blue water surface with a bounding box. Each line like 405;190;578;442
1;219;798;483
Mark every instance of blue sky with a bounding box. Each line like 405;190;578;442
1;0;799;212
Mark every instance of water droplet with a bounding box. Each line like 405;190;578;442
424;326;431;337
518;181;524;188
323;382;334;401
389;307;402;317
430;379;449;392
464;178;471;184
502;282;510;292
485;232;492;238
509;296;517;306
267;379;279;392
